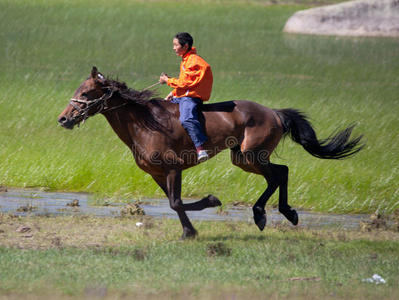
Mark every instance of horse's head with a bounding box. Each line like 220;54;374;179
58;66;115;129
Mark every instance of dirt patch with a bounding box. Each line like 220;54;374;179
206;242;232;257
1;212;398;251
0;214;170;250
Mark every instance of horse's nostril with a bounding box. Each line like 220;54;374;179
58;116;68;124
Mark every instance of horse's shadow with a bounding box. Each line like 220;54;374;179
198;233;273;243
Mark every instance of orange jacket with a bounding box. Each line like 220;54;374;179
167;47;213;101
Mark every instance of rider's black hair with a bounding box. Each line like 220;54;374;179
174;32;193;51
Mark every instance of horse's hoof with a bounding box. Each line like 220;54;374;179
253;206;267;231
291;210;299;226
208;195;222;207
180;229;198;240
255;215;267;231
280;208;299;226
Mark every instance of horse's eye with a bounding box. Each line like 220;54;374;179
81;92;88;98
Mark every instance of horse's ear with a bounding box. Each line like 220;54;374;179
91;66;98;79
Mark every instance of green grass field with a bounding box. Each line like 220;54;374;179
1;0;398;214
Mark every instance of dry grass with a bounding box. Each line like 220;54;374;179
0;214;170;250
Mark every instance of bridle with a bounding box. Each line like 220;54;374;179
69;87;127;126
68;79;161;127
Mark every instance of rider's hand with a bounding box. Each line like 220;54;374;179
159;73;169;85
164;92;174;101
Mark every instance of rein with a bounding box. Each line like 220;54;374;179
141;73;165;91
142;81;161;91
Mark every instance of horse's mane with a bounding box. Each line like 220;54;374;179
103;76;172;132
104;77;160;105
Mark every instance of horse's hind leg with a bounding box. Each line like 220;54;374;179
274;165;298;226
232;144;297;230
252;163;298;230
231;147;270;229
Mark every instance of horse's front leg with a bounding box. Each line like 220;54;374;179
154;170;198;239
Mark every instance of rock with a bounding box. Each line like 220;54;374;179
16;225;31;233
283;0;399;37
363;274;387;284
16;204;38;212
121;202;145;217
66;199;80;207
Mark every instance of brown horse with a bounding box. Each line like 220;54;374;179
58;66;363;239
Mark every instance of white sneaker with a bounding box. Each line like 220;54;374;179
197;150;209;163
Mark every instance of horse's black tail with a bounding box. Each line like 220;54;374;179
274;108;364;159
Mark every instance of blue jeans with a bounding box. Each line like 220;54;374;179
172;97;208;148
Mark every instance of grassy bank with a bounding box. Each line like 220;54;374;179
0;0;398;213
0;214;398;299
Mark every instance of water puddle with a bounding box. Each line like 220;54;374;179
0;188;369;228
